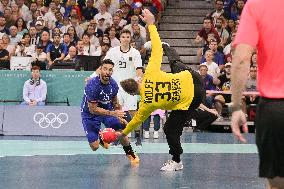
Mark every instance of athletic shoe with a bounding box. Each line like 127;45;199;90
127;154;140;164
160;160;183;171
153;131;159;139
144;131;150;139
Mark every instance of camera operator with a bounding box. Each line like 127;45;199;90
15;33;35;57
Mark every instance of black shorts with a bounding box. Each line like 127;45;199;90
255;97;284;178
188;69;205;110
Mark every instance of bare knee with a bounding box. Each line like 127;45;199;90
89;141;100;151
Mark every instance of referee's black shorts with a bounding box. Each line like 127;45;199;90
255;97;284;178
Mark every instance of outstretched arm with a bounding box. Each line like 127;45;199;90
122;104;154;135
140;9;163;73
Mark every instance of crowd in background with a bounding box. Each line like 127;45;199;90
0;0;165;69
195;0;258;121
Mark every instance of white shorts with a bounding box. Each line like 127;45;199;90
118;89;138;111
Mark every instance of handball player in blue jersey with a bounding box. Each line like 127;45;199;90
81;59;139;163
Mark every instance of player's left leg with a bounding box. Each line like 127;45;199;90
104;116;140;163
162;110;186;171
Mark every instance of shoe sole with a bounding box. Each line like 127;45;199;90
160;166;183;171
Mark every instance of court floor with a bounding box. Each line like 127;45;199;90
0;133;265;189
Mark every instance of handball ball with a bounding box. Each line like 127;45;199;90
100;128;118;143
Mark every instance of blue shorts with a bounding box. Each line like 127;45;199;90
82;115;124;143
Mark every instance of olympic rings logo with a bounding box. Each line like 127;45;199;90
33;112;69;129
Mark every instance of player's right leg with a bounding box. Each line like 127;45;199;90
82;117;109;151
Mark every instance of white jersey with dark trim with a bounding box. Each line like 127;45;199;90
104;46;142;82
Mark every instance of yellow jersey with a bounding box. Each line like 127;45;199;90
122;25;195;135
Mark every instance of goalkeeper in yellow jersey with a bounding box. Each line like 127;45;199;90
117;9;205;171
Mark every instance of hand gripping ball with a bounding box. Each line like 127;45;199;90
100;128;118;143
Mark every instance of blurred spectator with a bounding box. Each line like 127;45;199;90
70;15;84;38
16;0;29;21
94;3;113;28
76;39;85;55
69;7;80;18
35;19;49;37
82;0;98;21
29;26;38;45
111;14;125;34
121;4;131;23
0;0;10;13
64;0;81;18
36;0;44;9
201;50;220;78
195;17;221;62
94;41;111;59
215;18;229;47
143;109;165;139
103;0;120;16
114;9;127;27
26;1;38;22
60;17;72;34
88;19;103;40
4;7;14;28
27;9;41;28
67;25;79;44
251;52;257;67
53;0;65;15
85;24;100;46
214;62;232;119
102;34;111;44
226;19;236;35
46;33;67;67
11;3;22;23
97;18;107;33
15;33;35;57
2;34;15;56
242;65;258;115
199;64;218;107
21;65;47;106
201;39;225;70
0;38;9;60
32;44;47;62
63;33;75;49
63;45;77;62
9;26;22;45
108;26;120;47
0;15;9;35
131;23;146;51
15;17;28;36
208;0;230;24
230;0;245;21
123;15;146;39
51;27;63;39
81;33;97;55
131;2;144;26
223;31;236;58
55;11;64;29
38;30;52;53
223;0;235;14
